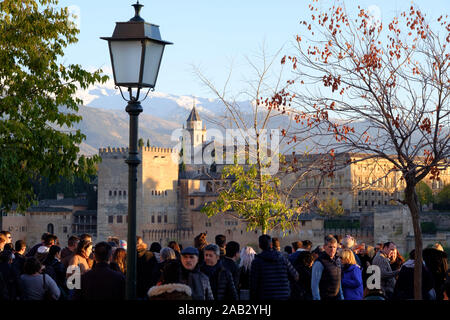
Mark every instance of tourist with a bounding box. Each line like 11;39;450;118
311;246;324;261
147;260;192;300
194;233;208;265
284;246;293;257
289;240;313;264
250;234;296;300
136;239;157;299
0;233;7;253
423;247;448;300
238;246;256;300
19;257;60;300
168;240;181;260
272;237;281;252
311;235;344;300
341;235;361;267
357;244;372;289
291;251;314;300
35;234;57;264
200;244;238;300
42;246;67;293
61;236;79;263
179;246;213;300
390;247;405;276
0;231;12;245
371;241;399;299
150;242;162;263
73;242;125;300
215;234;227;257
12;240;27;275
341;248;364;300
292;241;302;252
0;250;19;300
67;239;93;277
110;248;127;275
374;243;383;255
393;249;436;300
151;247;176;286
221;241;240;291
433;243;444;252
363;288;386;300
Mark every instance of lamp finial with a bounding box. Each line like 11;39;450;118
130;1;145;22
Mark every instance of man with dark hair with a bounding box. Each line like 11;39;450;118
371;241;399;299
12;240;27;275
311;235;344;300
292;241;302;252
221;241;240;291
35;234;57;263
25;233;50;257
289;240;312;264
73;242;125;300
61;236;79;261
250;235;298;300
215;234;226;257
201;244;238;300
302;240;313;251
79;234;92;242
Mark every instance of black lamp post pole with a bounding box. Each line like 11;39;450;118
125;98;143;300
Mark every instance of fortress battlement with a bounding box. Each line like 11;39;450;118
99;146;178;157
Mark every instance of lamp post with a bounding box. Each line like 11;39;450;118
101;1;172;300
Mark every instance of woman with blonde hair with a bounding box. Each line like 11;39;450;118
238;246;256;300
341;248;364;300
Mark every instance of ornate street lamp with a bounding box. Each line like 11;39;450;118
101;1;172;300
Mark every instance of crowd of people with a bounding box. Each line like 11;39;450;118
0;229;449;301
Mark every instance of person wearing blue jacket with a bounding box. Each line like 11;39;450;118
341;248;364;300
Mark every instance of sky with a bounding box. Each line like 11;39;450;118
59;0;450;99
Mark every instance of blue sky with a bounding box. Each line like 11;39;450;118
60;0;449;98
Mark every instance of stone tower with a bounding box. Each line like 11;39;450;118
186;103;206;148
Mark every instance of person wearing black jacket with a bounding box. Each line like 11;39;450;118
136;240;157;299
0;250;19;300
201;244;238;300
250;234;298;300
42;246;67;299
73;242;125;300
291;251;314;300
423;247;448;300
179;247;213;300
393;249;436;300
221;241;240;291
12;240;27;276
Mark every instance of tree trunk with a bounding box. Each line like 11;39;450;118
405;182;423;300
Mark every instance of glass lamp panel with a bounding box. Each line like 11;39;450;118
142;40;164;87
110;40;142;85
